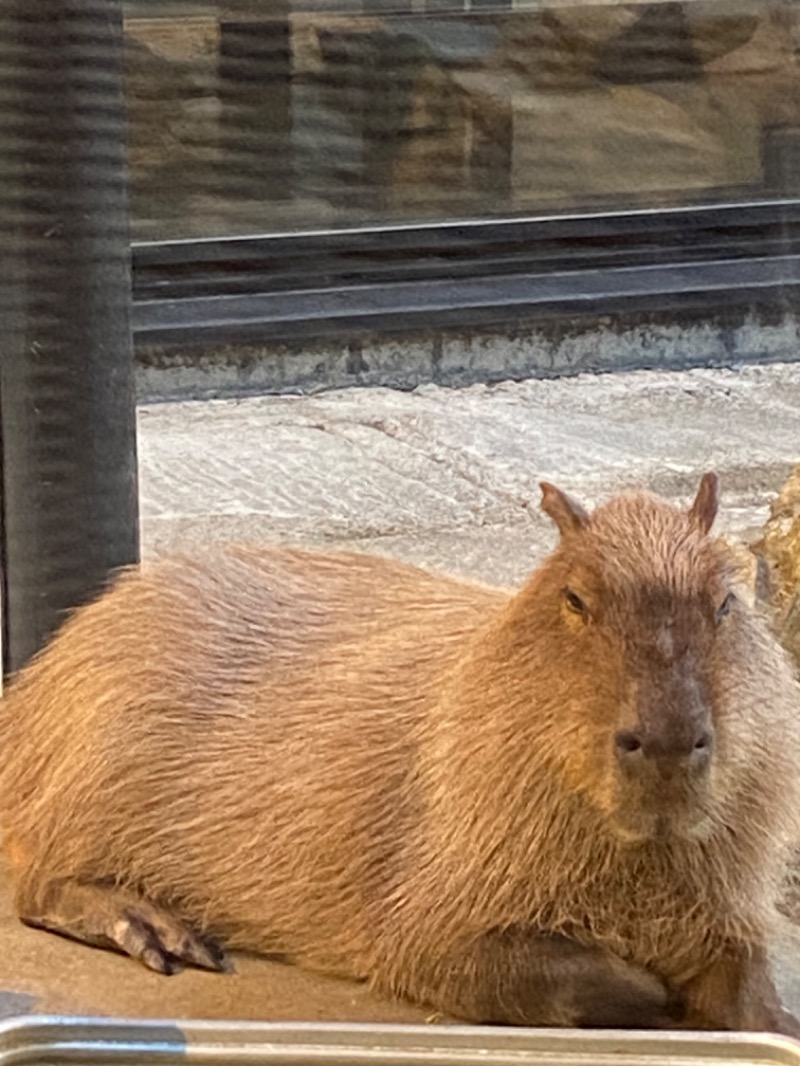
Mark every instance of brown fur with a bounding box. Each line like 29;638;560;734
2;478;800;1029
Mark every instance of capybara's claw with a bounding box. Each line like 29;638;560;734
119;904;230;974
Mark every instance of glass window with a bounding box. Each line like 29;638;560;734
124;0;800;241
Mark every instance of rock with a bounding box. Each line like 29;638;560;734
382;18;500;67
539;6;640;55
704;3;793;75
678;5;759;68
389;64;513;209
125;14;218;62
390;64;471;204
124;18;220;235
593;4;706;85
752;466;800;671
592;3;760;83
720;539;771;610
491;11;617;92
510;80;761;205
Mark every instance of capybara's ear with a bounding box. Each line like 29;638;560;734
688;472;720;534
539;482;590;538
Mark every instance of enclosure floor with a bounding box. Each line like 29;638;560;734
3;360;800;1022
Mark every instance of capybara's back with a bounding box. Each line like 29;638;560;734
3;474;800;1034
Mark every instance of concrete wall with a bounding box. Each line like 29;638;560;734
136;305;800;402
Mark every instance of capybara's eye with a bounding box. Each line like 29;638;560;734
715;591;736;622
564;588;588;617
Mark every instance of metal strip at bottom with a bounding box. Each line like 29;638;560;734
0;1019;799;1066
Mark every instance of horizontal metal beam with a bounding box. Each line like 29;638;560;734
131;198;800;346
135;198;800;268
1;1016;800;1066
134;253;800;346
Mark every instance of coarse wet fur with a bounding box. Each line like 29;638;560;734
2;474;800;1032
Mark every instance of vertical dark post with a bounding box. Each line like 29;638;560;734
0;0;139;675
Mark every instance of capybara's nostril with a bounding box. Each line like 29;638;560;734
615;730;643;756
694;731;713;753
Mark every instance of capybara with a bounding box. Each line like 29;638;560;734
2;473;800;1032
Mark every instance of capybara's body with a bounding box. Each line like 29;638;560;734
2;476;800;1031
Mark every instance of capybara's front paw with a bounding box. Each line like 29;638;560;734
19;877;231;975
572;953;685;1029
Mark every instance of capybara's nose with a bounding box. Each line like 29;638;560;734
614;726;713;778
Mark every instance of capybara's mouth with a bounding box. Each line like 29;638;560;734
609;805;713;845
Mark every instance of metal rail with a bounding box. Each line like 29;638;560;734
2;1018;800;1066
132;199;800;346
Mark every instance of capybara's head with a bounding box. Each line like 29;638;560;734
537;472;739;845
